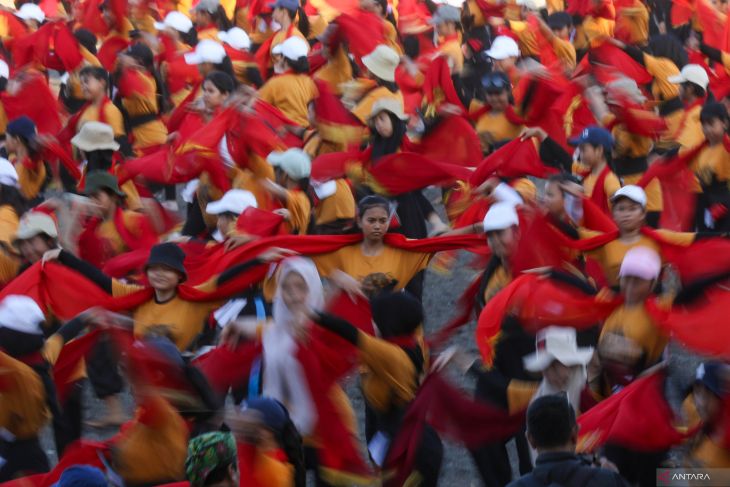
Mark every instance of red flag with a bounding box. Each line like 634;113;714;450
470;138;557;185
577;370;694;452
367;152;471;195
193;342;261;396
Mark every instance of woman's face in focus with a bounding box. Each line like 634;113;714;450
543;181;565;217
359;206;389;241
202;80;226;110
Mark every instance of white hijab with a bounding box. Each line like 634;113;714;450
262;257;324;436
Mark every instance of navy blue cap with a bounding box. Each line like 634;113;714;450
267;0;298;10
696;361;727;397
6;116;36;141
55;466;107;487
568;126;614;151
245;397;289;432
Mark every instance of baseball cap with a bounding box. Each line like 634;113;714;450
268;0;299;10
192;0;220;14
668;64;710;90
206;189;258;215
619;246;661;281
0;295;44;335
611;184;647;208
185;39;227;65
485;35;520;60
14;211;58;243
15;3;45;23
428;4;461;25
154;11;193;33
271;36;309;60
267;148;311;180
218;27;251;50
483;202;519;232
568;126;615;152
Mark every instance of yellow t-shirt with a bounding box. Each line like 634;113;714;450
79;102;125;137
258;73;319;127
314;179;355;225
601;303;668;366
572;163;621;209
120;71;168;150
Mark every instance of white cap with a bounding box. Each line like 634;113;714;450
523;326;594;372
516;0;546;9
15;3;45;23
267;148;311;180
185;39;227;65
311;180;337;199
218;27;251;50
482;202;519;232
0;295;45;335
14;211;58;242
668;64;710;90
485;35;520;60
271;36;309;60
0;158;19;188
154;11;194;33
0;60;9;80
206;189;258;215
611;184;647;208
362;44;400;82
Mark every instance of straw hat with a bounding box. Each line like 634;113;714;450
72;122;120;152
369;97;408;121
362;45;400;82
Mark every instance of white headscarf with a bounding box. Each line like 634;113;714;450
262;257;324;436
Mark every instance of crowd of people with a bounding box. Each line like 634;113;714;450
2;0;730;484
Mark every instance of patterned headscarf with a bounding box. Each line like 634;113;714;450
185;432;238;487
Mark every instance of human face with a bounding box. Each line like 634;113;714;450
373;111;394;138
543;181;565;218
280;271;310;311
486;226;519;259
611;198;645;233
272;7;289;25
359;206;389;241
619;275;654;304
18;235;54;263
578;143;603;167
202;80;226;110
81;74;106;101
543;360;578;391
436;21;455;37
217;213;237;238
493;57;516;72
146;265;182;292
694;384;723;423
485;90;509;111
5;134;19;154
90;190;117;218
194;10;212;27
702;118;728;144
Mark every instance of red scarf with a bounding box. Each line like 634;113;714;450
254;23;295;80
587;164;613;215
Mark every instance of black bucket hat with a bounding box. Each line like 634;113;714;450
145;243;187;280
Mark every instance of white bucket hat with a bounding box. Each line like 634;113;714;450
218;27;251;50
0;295;45;335
523;327;594;372
267;148;311;180
362;45;400;82
185;39;227;65
271;36;309;60
206;189;258;215
72;121;120;152
154;11;194;33
369;97;408;121
15;3;45;23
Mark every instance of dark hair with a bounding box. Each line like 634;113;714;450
123;43;172;113
278;416;306;487
547;172;582;186
700;101;730;125
403;35;420;59
0;184;27;217
683;82;706;99
181;26;198;47
357;194;390;217
85;149;115;172
526;394;577;449
375;78;399;93
211;5;232;31
204;71;235;94
285;56;310;74
280;6;310;38
201;462;236;486
74;28;98;55
79;66;109;88
370;111;406;162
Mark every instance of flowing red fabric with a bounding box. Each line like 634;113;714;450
193;342;261;396
97;36;130;71
470;138;557;185
367;152;471;195
2;72;63;135
331;10;385;65
78;0;109;36
12;22;83;72
40;140;81;180
0;11;28;49
590;42;653;85
646;286;730;359
476;273;621;364
611;103;668;138
577;370;694;452
385;372;526;487
236;207;285;237
696;0;729;51
422;55;466;115
54;328;102;403
671;0;694;26
254;23;294;79
311;148;366;181
415;116;482;167
250;100;303;149
637;142;706;231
